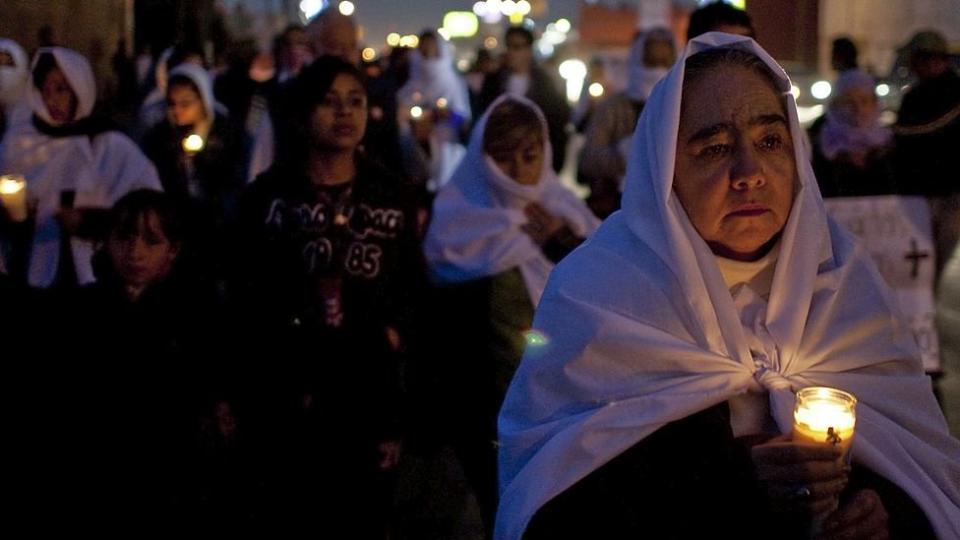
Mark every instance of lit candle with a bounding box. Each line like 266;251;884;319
182;134;205;154
0;174;27;222
793;387;857;458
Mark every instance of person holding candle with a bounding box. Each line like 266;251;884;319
142;62;244;282
0;47;161;289
229;56;425;534
496;33;959;540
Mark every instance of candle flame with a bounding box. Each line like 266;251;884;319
182;134;205;153
0;176;25;194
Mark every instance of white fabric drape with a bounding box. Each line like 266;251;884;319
0;47;161;287
424;94;598;307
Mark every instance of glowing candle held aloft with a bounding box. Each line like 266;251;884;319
793;387;857;459
0;174;28;222
182;134;205;154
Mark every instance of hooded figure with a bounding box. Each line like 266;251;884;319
423;94;598;534
810;69;897;198
397;31;471;192
0;47;161;288
0;38;30;132
496;33;958;540
425;94;599;307
577;28;676;218
398;31;471;122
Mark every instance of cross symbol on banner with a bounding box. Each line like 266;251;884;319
904;238;930;279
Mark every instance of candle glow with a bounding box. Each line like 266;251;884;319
793;386;857;458
0;174;27;222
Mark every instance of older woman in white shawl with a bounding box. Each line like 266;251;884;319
423;94;598;534
0;47;161;288
497;33;959;540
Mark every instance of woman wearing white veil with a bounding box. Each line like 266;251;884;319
397;30;471;192
496;33;958;540
423;93;598;535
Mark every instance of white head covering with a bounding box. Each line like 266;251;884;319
167;62;216;129
0;38;29;108
398;33;471;120
818;69;892;160
496;32;960;540
28;47;97;125
625;27;674;102
424;94;598;306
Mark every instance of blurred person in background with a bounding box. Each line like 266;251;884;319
397;29;470;197
578;28;676;218
479;27;570;173
0;38;30;139
809;70;897;198
894;30;960;275
423;96;598;535
0;47;161;289
686;0;755;41
142;62;244;284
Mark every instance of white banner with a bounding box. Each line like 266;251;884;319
824;195;940;372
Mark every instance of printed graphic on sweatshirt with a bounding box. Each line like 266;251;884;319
265;196;403;279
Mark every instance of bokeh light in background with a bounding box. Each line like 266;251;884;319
811;80;832;100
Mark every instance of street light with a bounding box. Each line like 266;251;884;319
338;1;355;16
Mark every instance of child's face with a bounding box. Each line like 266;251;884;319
107;211;179;290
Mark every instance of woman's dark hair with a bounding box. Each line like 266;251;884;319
483;99;543;157
683;47;782;93
32;52;59;89
687;1;755;41
166;73;200;96
505;27;534;47
276;55;366;167
107;189;185;246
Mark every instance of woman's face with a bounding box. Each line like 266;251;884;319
490;137;544;186
40;65;77;124
309;73;368;152
673;65;797;261
833;86;878;128
166;83;205;127
107;211;179;291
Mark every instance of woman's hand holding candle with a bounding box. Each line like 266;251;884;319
817;489;889;540
751;435;850;516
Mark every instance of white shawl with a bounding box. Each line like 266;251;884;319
424;94;599;307
398;37;471;121
0;47;161;288
495;33;960;540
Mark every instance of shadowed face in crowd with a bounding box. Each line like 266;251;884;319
166;81;205;127
40;65;77;124
832;85;878;128
483;101;545;186
418;34;439;60
309;14;359;66
108;210;179;292
309;73;368;152
505;32;533;74
673;64;797;261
